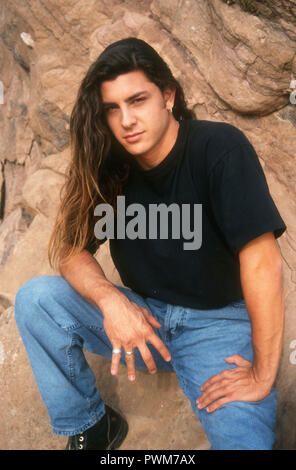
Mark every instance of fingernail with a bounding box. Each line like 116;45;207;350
129;375;135;381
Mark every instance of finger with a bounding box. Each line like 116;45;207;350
111;346;122;376
124;347;136;382
197;382;230;409
148;333;171;362
200;369;234;391
225;354;251;367
205;395;235;413
142;309;162;329
137;343;157;374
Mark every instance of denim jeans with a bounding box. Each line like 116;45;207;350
14;275;278;450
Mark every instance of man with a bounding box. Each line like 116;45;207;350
14;37;286;450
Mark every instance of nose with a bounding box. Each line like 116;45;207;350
120;105;136;128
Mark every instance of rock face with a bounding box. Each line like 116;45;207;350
0;0;295;450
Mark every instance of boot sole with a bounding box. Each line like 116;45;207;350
107;414;129;450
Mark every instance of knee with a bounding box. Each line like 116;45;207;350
14;275;65;328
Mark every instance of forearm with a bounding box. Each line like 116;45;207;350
240;258;284;387
197;234;285;412
59;249;118;309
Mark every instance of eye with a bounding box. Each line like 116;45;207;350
132;97;146;104
104;105;118;114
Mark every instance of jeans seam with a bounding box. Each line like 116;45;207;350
66;332;76;385
62;323;82;331
87;324;105;331
168;306;188;340
164;304;172;343
65;332;104;429
170;354;190;402
179;308;187;330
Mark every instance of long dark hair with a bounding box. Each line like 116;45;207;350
48;37;196;270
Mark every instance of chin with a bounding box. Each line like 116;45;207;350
124;144;149;157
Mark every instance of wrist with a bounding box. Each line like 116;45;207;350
92;280;120;313
251;341;282;387
252;362;277;388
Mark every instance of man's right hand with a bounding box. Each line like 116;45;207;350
99;288;171;381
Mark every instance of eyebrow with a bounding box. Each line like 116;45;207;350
102;91;149;107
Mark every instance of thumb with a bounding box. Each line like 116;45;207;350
225;354;251;367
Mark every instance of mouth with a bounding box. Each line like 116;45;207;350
124;131;144;143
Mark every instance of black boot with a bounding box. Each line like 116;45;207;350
65;405;128;450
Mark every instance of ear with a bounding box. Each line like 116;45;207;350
163;85;176;111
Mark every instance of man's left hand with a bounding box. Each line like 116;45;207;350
196;354;272;413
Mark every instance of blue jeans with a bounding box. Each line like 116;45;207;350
14;275;278;450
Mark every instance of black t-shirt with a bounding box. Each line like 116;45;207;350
89;119;287;309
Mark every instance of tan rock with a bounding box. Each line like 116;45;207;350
0;162;3;217
0;214;56;296
22;168;65;218
2;161;27;218
40;148;71;175
95;241;124;287
0;306;64;450
0;207;32;266
152;0;295;114
24;141;43;178
0;293;13;315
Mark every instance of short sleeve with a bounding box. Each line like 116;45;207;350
209;143;287;255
